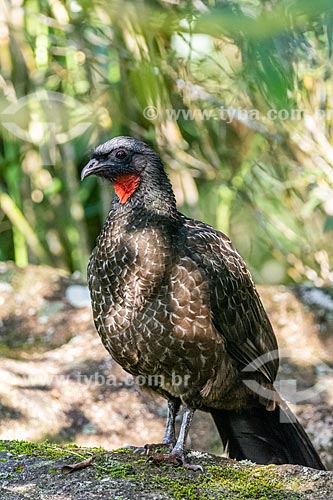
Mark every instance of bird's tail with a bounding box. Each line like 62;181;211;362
210;405;325;470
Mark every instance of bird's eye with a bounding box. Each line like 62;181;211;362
115;149;127;160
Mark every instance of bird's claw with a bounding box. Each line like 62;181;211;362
146;452;204;472
123;445;146;454
132;445;148;455
133;442;173;455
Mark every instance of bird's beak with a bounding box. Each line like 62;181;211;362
81;159;102;180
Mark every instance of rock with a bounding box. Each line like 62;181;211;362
65;285;91;308
0;440;332;500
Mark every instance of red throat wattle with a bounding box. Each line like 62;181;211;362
113;173;140;204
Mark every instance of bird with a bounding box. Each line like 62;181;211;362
81;136;325;471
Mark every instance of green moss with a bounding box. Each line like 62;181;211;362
0;440;67;459
202;465;286;499
152;476;209;500
0;440;138;476
1;440;138;481
150;463;302;500
112;447;133;454
93;453;137;479
94;463;136;480
132;458;147;464
0;440;100;461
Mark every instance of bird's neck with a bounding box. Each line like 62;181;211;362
99;171;181;262
139;171;178;217
111;166;179;222
113;173;140;204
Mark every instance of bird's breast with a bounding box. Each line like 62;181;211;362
89;228;229;394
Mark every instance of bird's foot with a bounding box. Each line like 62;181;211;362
147;452;204;472
133;442;174;456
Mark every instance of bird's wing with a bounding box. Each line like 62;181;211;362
182;215;278;383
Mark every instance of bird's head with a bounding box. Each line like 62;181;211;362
81;136;162;204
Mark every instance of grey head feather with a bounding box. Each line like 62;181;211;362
94;136;155;157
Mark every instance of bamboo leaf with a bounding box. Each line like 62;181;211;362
0;191;48;263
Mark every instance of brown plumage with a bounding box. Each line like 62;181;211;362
82;136;325;470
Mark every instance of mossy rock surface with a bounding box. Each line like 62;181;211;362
0;440;332;499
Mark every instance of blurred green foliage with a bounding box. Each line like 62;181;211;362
0;0;332;284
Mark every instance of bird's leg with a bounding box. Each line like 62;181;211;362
135;399;180;454
161;398;181;447
148;405;203;472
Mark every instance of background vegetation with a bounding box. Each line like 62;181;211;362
0;0;332;285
